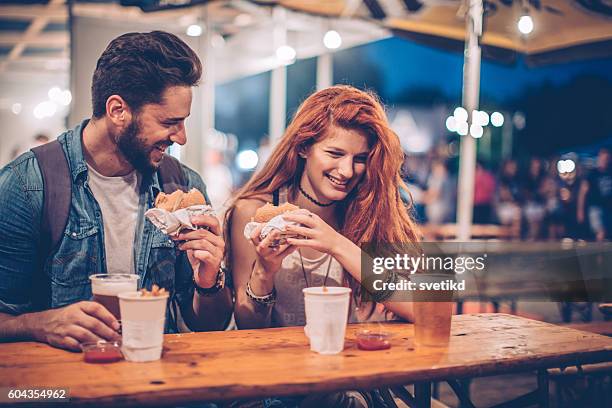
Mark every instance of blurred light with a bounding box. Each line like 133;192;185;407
186;24;203;37
445;116;457;132
33;101;56;119
453;107;468;123
323;30;342;49
491;112;504;127
11;103;22;115
474;110;489;126
276;45;296;63
211;34;225;48
457;121;468;136
48;86;62;102
470;123;483;138
236;150;258;170
234;13;253;27
513;111;526;130
518;15;534;35
557;159;576;174
58;90;71;106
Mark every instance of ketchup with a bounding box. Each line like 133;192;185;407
84;347;123;363
356;333;391;351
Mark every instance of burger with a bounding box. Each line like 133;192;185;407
253;202;300;223
155;188;206;212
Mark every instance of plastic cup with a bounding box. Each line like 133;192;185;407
90;274;139;319
410;274;454;347
303;287;351;355
118;291;169;362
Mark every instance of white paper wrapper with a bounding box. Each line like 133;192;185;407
243;212;305;247
145;204;215;236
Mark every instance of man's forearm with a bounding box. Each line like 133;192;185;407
0;311;41;342
183;287;233;331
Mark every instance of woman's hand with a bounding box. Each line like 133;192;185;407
283;211;348;257
247;224;297;294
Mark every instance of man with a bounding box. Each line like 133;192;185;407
0;31;232;351
578;147;612;241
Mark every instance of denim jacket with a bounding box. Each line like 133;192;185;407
0;120;208;332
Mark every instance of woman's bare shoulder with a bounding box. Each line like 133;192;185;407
233;194;273;217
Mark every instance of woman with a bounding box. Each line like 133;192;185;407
225;85;419;331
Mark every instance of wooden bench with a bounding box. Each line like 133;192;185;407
561;321;612;336
420;223;519;241
547;323;612;406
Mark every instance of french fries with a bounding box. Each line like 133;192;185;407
139;284;167;297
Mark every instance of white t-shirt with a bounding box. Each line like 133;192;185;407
86;164;140;275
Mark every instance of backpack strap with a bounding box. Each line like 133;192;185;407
31;140;71;310
31;141;72;260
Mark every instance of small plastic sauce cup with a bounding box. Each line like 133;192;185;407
355;330;392;351
81;341;123;363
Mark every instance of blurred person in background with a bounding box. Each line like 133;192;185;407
10;133;51;161
540;174;565;239
519;158;547;239
473;161;496;224
424;159;454;225
203;149;233;213
523;157;545;195
494;184;521;235
578;147;612;241
558;163;583;239
498;159;521;202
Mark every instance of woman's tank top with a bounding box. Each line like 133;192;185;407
271;187;345;327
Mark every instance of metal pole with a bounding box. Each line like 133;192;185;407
456;0;483;241
195;5;216;174
269;7;287;142
316;52;333;90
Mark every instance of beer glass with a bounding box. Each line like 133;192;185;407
89;274;140;319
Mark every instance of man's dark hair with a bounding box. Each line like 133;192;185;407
91;31;202;118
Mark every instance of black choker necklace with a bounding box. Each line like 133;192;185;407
299;185;335;207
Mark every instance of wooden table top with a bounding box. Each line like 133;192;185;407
1;313;611;407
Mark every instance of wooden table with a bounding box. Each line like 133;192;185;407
1;313;611;407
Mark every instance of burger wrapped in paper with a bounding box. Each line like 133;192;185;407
145;188;215;236
243;203;307;247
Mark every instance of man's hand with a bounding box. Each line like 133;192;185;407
174;215;225;288
35;301;120;351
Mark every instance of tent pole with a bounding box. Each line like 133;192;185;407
456;0;483;241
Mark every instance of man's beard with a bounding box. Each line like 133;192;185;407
117;118;157;176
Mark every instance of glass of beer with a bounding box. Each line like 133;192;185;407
90;274;140;319
410;273;454;347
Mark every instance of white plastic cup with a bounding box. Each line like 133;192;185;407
302;287;351;355
118;291;169;362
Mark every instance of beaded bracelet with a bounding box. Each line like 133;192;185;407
246;281;277;306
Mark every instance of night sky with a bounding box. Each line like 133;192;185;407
365;37;612;104
216;36;612;158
